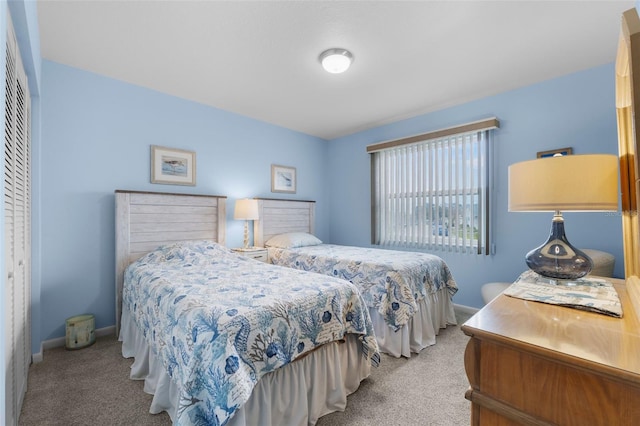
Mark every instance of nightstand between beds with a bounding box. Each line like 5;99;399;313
231;247;268;262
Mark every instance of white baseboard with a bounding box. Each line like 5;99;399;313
31;325;116;364
453;303;479;316
32;344;44;364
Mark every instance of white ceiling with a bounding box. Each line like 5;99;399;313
37;0;635;140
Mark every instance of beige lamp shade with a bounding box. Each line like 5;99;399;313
234;198;259;220
508;154;619;212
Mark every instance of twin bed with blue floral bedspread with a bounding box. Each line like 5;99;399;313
120;240;380;426
268;243;458;330
253;198;459;358
266;240;459;358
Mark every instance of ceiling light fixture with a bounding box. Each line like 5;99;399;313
319;48;353;74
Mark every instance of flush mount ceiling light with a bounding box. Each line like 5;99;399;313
319;48;354;74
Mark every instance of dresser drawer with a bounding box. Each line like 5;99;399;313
232;248;268;263
246;252;268;262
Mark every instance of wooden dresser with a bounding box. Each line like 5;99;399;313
462;276;640;425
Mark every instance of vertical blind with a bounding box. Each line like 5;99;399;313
369;118;498;254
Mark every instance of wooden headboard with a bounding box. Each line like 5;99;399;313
254;198;315;247
114;190;227;335
616;9;640;278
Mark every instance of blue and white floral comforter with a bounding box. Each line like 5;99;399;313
268;244;458;331
123;241;380;426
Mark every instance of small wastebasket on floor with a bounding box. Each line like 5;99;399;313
65;314;96;350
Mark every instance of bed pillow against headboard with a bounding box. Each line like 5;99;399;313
254;198;315;246
265;232;323;248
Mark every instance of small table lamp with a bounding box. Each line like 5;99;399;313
234;198;259;249
508;154;618;281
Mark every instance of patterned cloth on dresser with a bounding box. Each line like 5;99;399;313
504;270;623;318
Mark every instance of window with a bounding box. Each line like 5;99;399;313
368;118;498;254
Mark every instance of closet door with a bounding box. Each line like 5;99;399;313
4;11;31;426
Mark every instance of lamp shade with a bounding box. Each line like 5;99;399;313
234;198;259;220
508;154;618;212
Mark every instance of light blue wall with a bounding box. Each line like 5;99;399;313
327;63;624;309
39;60;329;342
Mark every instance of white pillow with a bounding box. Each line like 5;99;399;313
265;232;323;248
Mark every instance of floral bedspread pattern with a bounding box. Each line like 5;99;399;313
268;244;458;331
123;241;379;426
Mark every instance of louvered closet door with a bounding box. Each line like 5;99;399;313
4;16;16;424
4;11;31;426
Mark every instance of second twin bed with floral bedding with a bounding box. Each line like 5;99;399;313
264;232;459;358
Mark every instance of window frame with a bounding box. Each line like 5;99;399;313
368;118;498;254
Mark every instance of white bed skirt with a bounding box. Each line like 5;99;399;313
370;286;457;358
119;307;372;426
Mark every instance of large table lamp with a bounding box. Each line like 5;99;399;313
508;154;618;281
234;198;259;249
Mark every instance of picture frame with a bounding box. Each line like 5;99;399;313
271;164;297;193
536;147;573;158
150;145;196;186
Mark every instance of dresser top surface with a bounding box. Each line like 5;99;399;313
462;276;640;379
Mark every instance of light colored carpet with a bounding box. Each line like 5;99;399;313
19;310;473;425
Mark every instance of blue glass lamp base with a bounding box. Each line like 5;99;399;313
525;215;592;281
